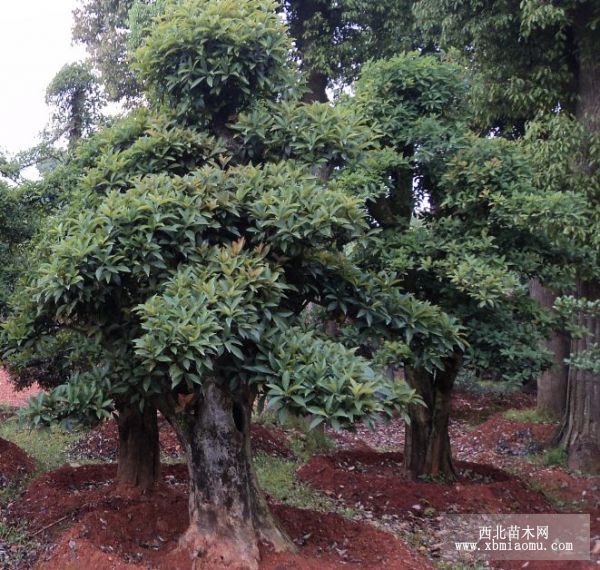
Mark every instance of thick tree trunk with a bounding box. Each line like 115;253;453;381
555;6;600;474
302;70;329;103
116;401;161;491
555;281;600;474
404;354;461;480
288;0;330;103
528;279;570;419
171;381;295;570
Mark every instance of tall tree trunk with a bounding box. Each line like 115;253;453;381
288;0;330;103
404;354;461;480
116;401;161;491
556;5;600;474
171;381;295;570
555;281;600;474
529;279;570;419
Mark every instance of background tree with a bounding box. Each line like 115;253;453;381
45;62;106;148
414;0;600;473
71;0;422;104
282;0;420;101
72;0;141;103
333;53;583;479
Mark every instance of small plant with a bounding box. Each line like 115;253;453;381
0;521;36;568
541;447;568;467
253;453;335;512
504;408;555;424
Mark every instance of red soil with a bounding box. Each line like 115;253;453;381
0;436;35;487
15;463;432;570
450;389;535;423
297;450;552;516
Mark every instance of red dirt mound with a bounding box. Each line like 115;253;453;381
0;437;35;487
297;450;552;516
70;418;294;462
251;423;295;459
450;389;535;424
19;464;431;570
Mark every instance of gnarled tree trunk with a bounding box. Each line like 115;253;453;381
404;354;461;480
116;401;160;491
529;279;570;419
171;381;295;570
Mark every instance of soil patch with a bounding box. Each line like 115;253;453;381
251;424;295;459
329;390;537;452
18;464;431;570
297;450;552;516
69;418;294;462
0;437;35;488
450;389;535;424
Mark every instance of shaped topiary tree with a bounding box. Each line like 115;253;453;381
2;1;462;566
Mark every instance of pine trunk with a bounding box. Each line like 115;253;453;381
404;355;461;480
529;279;569;419
116;402;161;491
172;381;295;570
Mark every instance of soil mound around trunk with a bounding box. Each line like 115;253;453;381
68;418;294;462
0;437;35;487
19;463;431;570
297;450;552;515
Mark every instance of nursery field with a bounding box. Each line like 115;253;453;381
1;387;598;569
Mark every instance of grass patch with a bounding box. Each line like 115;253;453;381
436;562;488;570
0;520;36;567
524;478;566;509
0;417;83;473
287;424;333;461
254;453;336;512
539;447;568;467
454;370;519;395
503;408;555;424
254;411;333;461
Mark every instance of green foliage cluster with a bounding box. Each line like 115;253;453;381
23;367;114;428
134;0;298;125
254;328;420;430
233;101;372;167
0;182;38;317
414;0;588;131
3;0;465;431
339;53;584;386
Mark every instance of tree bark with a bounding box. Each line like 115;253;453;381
288;0;330;103
116;401;161;491
555;281;600;474
528;279;570;419
404;354;461;480
303;70;329;103
171;381;295;570
555;5;600;474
